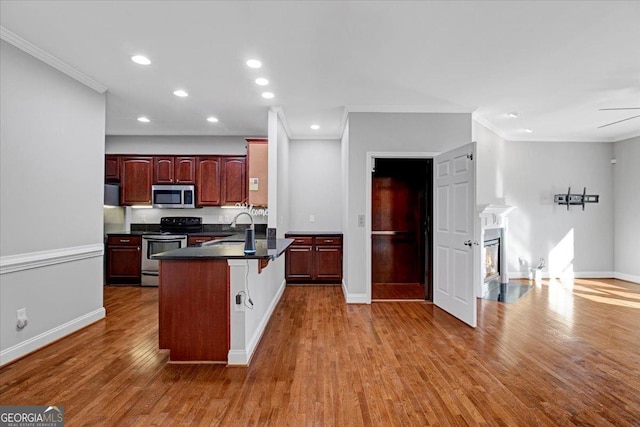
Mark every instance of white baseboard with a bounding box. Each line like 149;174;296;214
0;307;105;366
614;272;640;284
508;270;640;284
574;271;616;279
227;279;287;366
341;280;369;304
0;244;104;275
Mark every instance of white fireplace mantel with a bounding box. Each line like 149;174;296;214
478;204;516;230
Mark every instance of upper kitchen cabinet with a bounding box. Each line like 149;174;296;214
222;157;246;206
196;156;222;206
154;156;196;184
196;156;247;206
175;157;197;183
246;138;268;207
120;157;153;205
105;155;120;182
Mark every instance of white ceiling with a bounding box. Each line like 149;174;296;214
1;1;639;142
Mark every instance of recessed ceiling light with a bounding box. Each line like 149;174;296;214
507;112;520;118
173;89;188;97
310;124;320;130
255;78;269;86
131;55;151;65
261;92;274;99
523;128;533;133
137;116;150;123
246;59;262;68
207;116;219;123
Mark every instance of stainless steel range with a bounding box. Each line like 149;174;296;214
141;216;202;287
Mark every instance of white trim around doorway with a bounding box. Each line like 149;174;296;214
365;152;441;304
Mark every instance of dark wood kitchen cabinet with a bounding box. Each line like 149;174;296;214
196;156;222;206
120;157;153;205
106;235;142;284
285;237;314;281
285;233;343;283
222;157;246;206
106;154;245;206
154;156;196;184
105;155;120;182
197;156;246;206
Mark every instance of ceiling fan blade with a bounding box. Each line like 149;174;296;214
599;107;640;111
597;114;640;129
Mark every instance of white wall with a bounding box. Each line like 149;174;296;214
345;113;472;301
274;113;290;237
0;40;106;365
474;121;615;279
613;136;640;282
341;121;350;291
106;135;248;155
288;139;342;231
474;122;507;205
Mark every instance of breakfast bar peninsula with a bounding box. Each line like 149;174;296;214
152;237;293;365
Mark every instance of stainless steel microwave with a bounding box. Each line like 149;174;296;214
152;185;196;209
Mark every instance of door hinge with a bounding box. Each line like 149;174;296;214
467;153;473;160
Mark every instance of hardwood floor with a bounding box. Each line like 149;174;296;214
372;283;425;300
1;278;639;426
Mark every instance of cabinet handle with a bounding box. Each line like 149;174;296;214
325;240;333;243
120;239;130;243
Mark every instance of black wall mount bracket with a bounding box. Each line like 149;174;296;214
554;187;599;211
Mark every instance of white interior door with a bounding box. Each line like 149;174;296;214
433;142;477;327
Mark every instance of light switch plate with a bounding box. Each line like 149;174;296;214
249;177;259;191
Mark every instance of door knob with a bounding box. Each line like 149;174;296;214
464;240;472;247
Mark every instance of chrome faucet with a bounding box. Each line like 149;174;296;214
230;211;254;230
230;212;256;254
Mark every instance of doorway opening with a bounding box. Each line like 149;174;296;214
371;158;433;301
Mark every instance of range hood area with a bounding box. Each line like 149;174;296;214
104;183;120;207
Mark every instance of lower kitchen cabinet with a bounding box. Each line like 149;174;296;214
285;233;342;283
106;235;142;284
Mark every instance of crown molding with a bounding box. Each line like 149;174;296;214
0;26;107;94
610;128;640;143
471;112;511;140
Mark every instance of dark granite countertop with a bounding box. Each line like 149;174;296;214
151;238;293;260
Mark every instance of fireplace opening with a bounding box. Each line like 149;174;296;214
484;238;500;282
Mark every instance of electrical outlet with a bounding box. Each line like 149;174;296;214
358;214;365;227
16;308;28;330
309;214;315;223
234;294;244;312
